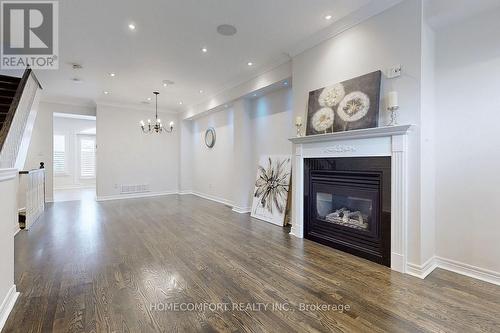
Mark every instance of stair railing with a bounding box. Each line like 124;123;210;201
0;68;42;168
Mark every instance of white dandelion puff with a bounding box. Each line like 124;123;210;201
318;83;345;107
337;91;370;122
312;107;335;132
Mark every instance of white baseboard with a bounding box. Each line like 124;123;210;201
96;190;178;202
407;256;438;279
232;206;251;214
178;190;193;195
0;285;19;331
435;256;500;286
54;185;96;191
191;191;234;207
407;256;500;286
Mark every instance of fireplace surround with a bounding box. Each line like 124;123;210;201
304;157;391;266
289;125;412;273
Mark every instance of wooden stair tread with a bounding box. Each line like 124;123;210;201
0;75;21;82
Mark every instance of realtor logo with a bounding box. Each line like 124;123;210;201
1;1;58;69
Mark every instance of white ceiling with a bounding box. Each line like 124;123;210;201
426;0;500;29
33;0;403;112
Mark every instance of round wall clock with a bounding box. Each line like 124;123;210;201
205;127;216;148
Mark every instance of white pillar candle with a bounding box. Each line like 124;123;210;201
387;91;399;108
295;116;303;126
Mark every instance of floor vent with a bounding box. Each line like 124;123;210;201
120;184;150;194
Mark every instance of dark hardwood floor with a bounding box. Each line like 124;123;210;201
3;195;500;332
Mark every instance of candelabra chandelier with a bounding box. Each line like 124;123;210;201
140;92;174;134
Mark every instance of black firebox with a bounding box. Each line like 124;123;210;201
304;157;391;266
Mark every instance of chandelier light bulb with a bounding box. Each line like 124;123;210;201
157;118;161;123
147;119;151;123
169;121;174;127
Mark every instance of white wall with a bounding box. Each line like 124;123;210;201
435;7;500;273
0;170;18;331
186;87;294;210
96;104;179;199
53;116;96;190
291;0;424;265
420;6;437;265
25;101;96;201
190;107;234;205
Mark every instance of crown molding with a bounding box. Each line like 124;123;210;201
288;0;403;57
95;101;179;115
40;95;97;108
183;61;292;120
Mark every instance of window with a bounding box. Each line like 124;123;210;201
80;137;96;178
53;135;66;174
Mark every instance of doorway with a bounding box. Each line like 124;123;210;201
53;113;96;202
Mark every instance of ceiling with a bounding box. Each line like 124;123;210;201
32;0;401;112
426;0;500;29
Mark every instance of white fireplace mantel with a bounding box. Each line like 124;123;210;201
289;125;413;273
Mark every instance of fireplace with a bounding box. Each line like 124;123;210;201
304;157;391;266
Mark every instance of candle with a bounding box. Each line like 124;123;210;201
295;116;303;126
387;91;399;109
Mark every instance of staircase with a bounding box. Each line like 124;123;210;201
0;68;42;169
0;75;21;142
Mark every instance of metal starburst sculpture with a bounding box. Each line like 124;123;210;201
254;157;291;214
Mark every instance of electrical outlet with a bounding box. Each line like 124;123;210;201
386;65;402;79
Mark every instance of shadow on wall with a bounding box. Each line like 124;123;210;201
250;88;293;120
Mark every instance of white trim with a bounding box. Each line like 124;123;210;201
96;191;178;202
96;101;179;115
289;125;413;274
232;206;251;214
407;257;438;279
53;112;96;121
435;257;500;286
0;285;19;331
288;125;412;144
0;169;18;182
288;0;403;57
406;256;500;286
178;190;193;195
40;96;97;108
54;185;96;191
190;191;233;207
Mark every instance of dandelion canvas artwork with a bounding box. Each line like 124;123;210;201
306;71;382;135
251;155;292;226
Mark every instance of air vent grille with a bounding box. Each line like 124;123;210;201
120;184;150;194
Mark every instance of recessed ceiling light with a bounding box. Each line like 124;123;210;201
247;62;253;66
147;97;152;101
201;47;208;53
162;79;175;87
325;15;332;20
109;72;116;77
179;101;183;105
128;23;136;30
103;91;109;95
199;90;204;94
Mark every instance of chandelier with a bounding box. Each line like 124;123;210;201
140;92;174;134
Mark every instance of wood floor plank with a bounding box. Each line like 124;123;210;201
2;194;500;333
